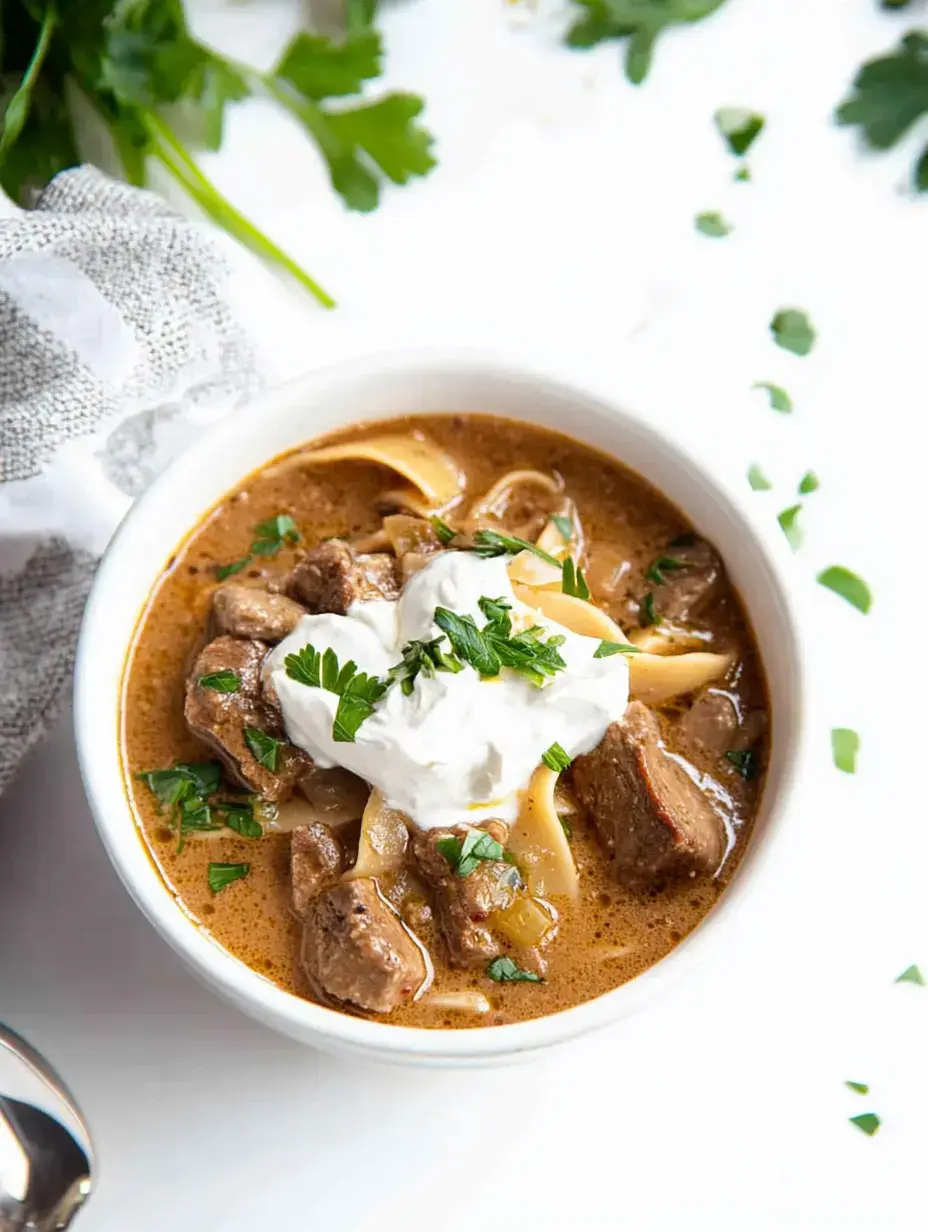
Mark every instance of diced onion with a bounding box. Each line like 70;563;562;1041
490;895;558;948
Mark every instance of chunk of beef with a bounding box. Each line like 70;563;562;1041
301;879;429;1014
411;822;520;968
682;691;738;758
287;540;399;614
572;703;726;890
649;538;723;623
290;824;344;918
184;636;310;801
213;583;305;643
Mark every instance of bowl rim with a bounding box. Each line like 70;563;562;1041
73;348;805;1062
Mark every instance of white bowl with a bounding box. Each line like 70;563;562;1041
74;351;804;1067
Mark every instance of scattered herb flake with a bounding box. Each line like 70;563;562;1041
752;382;793;413
208;861;250;893
777;503;803;551
243;726;281;771
831;728;860;774
594;640;642;658
748;464;772;491
429;515;457;546
646;555;689;586
845;1081;870;1095
250;513;300;556
486;955;544;983
895;964;925;986
817;566;872;614
219;803;264;839
562;557;591;600
198;670;241;693
215;557;250;580
734;165;751;182
771;309;816;357
725;748;760;780
798;471;819;495
695;210;732;237
715;107;765;156
542;742;572;773
639;592;661;627
560;816;573;839
389;636;462;694
471;529;560;568
436;829;506;878
849;1113;881;1137
552;514;573;539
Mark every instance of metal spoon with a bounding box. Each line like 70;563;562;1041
0;1024;92;1231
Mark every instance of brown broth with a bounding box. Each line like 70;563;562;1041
121;414;768;1029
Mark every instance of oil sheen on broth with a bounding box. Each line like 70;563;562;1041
122;414;769;1029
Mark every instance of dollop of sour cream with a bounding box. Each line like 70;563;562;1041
266;553;629;829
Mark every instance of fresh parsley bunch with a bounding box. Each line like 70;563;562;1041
0;0;436;306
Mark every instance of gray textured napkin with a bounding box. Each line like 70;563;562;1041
0;166;261;792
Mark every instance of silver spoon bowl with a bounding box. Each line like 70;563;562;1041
0;1025;92;1231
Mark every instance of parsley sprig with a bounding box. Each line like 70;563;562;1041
284;642;389;742
216;514;300;580
435;596;567;688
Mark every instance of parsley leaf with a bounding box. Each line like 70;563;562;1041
695;210;732;237
849;1113;881;1137
208;861;250;894
486;955;544;983
435;600;567;688
639;592;661;627
542;742;572;773
198;670;240;693
646;555;689;585
276;30;381;100
564;1;729;85
748;464;772;491
136;761;225;852
552;515;573;539
817;566;872;614
471;529;560;568
243;727;281;771
752;382;793;413
436;829;506;877
837;32;928;190
798;471;819;495
389;636;462;694
429;516;457;546
562;558;591;600
845;1081;870;1095
831;728;860;774
771;309;816;357
725;748;760;780
594;640;642;657
478;596;513;635
284;643;389;742
215;557;250;581
435;608;501;677
777;504;803;552
217;801;264;839
895;964;925;986
250;514;300;556
715;107;765;156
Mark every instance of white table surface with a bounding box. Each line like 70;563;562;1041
1;1;926;1228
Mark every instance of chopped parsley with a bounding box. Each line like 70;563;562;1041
436;829;507;877
849;1113;881;1137
725;748;760;780
429;515;457;546
817;566;872;614
715;107;765;156
218;801;264;839
389;636;462;694
198;670;240;693
471;529;560;568
752;381;793;413
552;514;573;539
216;513;300;579
831;728;860;775
486;955;544;983
748;464;772;491
594;640;642;658
771;309;816;357
284;643;389;742
836;32;928;192
136;762;265;851
208;861;250;894
695;210;732;238
542;742;572;773
639;592;661;627
565;1;730;85
243;726;282;770
562;558;591;600
845;1081;870;1095
646;555;690;586
895;964;925;986
435;598;567;688
777;504;803;552
734;166;751;182
798;471;819;495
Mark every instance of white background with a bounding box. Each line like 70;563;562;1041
1;0;927;1228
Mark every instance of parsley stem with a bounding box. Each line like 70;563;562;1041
0;7;57;159
141;112;335;309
